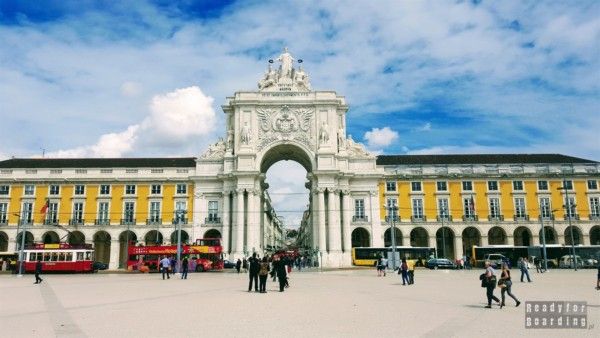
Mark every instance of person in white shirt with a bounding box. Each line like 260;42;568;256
160;256;171;280
380;257;389;276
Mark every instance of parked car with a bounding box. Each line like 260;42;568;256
559;255;598;269
223;259;236;269
92;261;108;271
485;254;510;269
426;258;456;269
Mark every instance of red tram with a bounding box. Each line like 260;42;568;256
21;243;95;273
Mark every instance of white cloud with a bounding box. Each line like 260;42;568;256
364;127;399;148
418;122;432;132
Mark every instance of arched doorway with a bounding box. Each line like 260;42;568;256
383;227;402;247
488;226;507;245
564;226;582;245
42;231;60;244
436;227;455;259
351;227;370;247
410;227;428;247
170;230;190;244
539;226;557;245
67;231;85;245
514;226;532;246
591;226;600;245
93;231;111;265
0;232;8;251
16;231;34;249
119;231;137;269
462;227;481;256
204;229;222;239
145;230;163;246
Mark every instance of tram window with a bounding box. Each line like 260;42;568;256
29;253;35;261
36;253;42;261
44;253;51;261
77;252;84;261
51;253;58;261
66;252;73;261
58;253;65;261
85;252;92;260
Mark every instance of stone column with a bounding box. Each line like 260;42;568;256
235;188;245;256
109;239;120;270
480;235;489;246
342;190;351;253
221;191;231;255
454;236;463;261
369;191;383;247
430;236;438;256
327;189;341;252
246;190;259;254
317;189;327;251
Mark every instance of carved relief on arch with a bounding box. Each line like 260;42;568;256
256;105;314;151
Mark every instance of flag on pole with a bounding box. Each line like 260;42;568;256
40;198;49;215
469;195;475;214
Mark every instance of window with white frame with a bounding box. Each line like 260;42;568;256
176;184;187;194
124;202;135;223
438;198;449;218
489;198;500;218
386;198;398;220
537;180;548;191
540;197;551;218
0;185;9;195
49;185;60;195
411;182;422;192
588;180;598;190
563;180;573;190
21;202;33;224
564;196;576;218
462;181;473;191
513;180;524;191
436;181;447;192
514;197;526;218
99;184;110;195
386;181;397;192
463;197;476;217
590;197;600;217
72;202;83;223
24;185;35;196
208;201;219;222
125;184;136;195
487;181;498;191
149;201;161;222
151;184;162;195
175;201;187;222
412;198;424;219
98;202;109;223
0;203;7;224
74;185;85;195
354;199;365;219
47;202;58;224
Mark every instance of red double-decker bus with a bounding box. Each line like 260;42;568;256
21;243;95;273
127;238;224;272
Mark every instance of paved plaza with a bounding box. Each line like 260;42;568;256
0;268;598;338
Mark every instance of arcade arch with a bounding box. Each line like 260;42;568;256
514;226;532;246
564;226;582;245
170;230;190;244
591;226;600;245
351;228;370;247
119;230;137;268
539;226;557;245
42;231;60;244
204;229;222;238
93;231;111;264
488;226;507;245
0;232;8;252
462;227;481;255
67;231;85;245
436;227;455;259
16;231;34;249
383;227;402;247
145;230;163;246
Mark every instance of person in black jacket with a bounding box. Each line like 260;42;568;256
248;253;260;292
275;257;287;292
181;256;189;280
34;259;43;284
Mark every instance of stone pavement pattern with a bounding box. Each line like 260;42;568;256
0;269;598;338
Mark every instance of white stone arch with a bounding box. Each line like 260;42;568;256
257;140;316;174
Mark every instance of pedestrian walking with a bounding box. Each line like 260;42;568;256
381;256;388;277
534;257;543;273
242;258;248;273
596;263;600;290
275;257;287;292
34;259;43;284
498;263;520;308
236;259;242;273
181;256;189;280
160;255;171;280
170;257;177;274
482;261;500;308
399;258;409;285
519;257;532;282
259;257;270;293
248;253;259;292
407;259;415;285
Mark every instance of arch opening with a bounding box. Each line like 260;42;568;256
591;226;600;245
351;227;370;247
42;231;60;244
204;229;222;239
410;227;429;247
384;227;402;247
462;227;481;256
0;231;8;252
488;226;507;245
564;226;582;245
514;226;532;246
67;231;86;245
170;230;190;244
93;231;111;265
435;227;455;259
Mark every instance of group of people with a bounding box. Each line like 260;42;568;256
159;255;189;280
376;256;415;285
481;261;521;309
245;253;289;293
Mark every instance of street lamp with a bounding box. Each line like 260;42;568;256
440;207;447;259
175;209;187;275
539;202;548;271
123;210;132;270
387;205;398;270
14;213;26;277
558;178;577;271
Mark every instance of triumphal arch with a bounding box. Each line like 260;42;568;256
194;48;383;267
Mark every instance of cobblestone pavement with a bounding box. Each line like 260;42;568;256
0;268;598;337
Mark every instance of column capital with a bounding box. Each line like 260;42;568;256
314;187;326;194
235;188;245;194
341;189;351;196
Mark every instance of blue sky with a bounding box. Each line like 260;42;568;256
1;0;598;226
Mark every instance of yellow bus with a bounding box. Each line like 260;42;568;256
352;246;435;267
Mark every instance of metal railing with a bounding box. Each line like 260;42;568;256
384;216;400;223
172;217;188;224
514;215;530;221
462;215;478;221
69;219;84;226
436;215;453;222
120;218;136;225
488;215;504;221
410;215;427;222
205;216;221;224
95;219;110;225
352;215;368;222
146;218;162;225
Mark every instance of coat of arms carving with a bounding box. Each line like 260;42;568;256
256;106;314;151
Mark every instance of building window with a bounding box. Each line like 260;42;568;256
512;181;524;191
438;198;449;218
565;196;576;218
98;202;109;224
21;202;33;224
75;169;87;174
124;202;135;223
151;184;162;195
514;198;526;218
489;198;501;218
176;184;187;195
149;202;161;222
386;181;396;192
151;169;164;173
0;185;9;195
386;198;398;220
49;185;60;195
100;169;112;174
208;201;219;222
74;185;85;195
540;197;551;218
487;181;498;191
462;181;473;191
99;184;110;195
72;203;83;223
412;199;424;219
436;181;447;192
354;199;365;220
538;180;548;191
24;185;35;196
0;203;7;224
46;202;59;224
563;180;573;190
588;180;598;190
590;197;600;217
125;184;136;195
463;197;475;217
411;182;422;192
